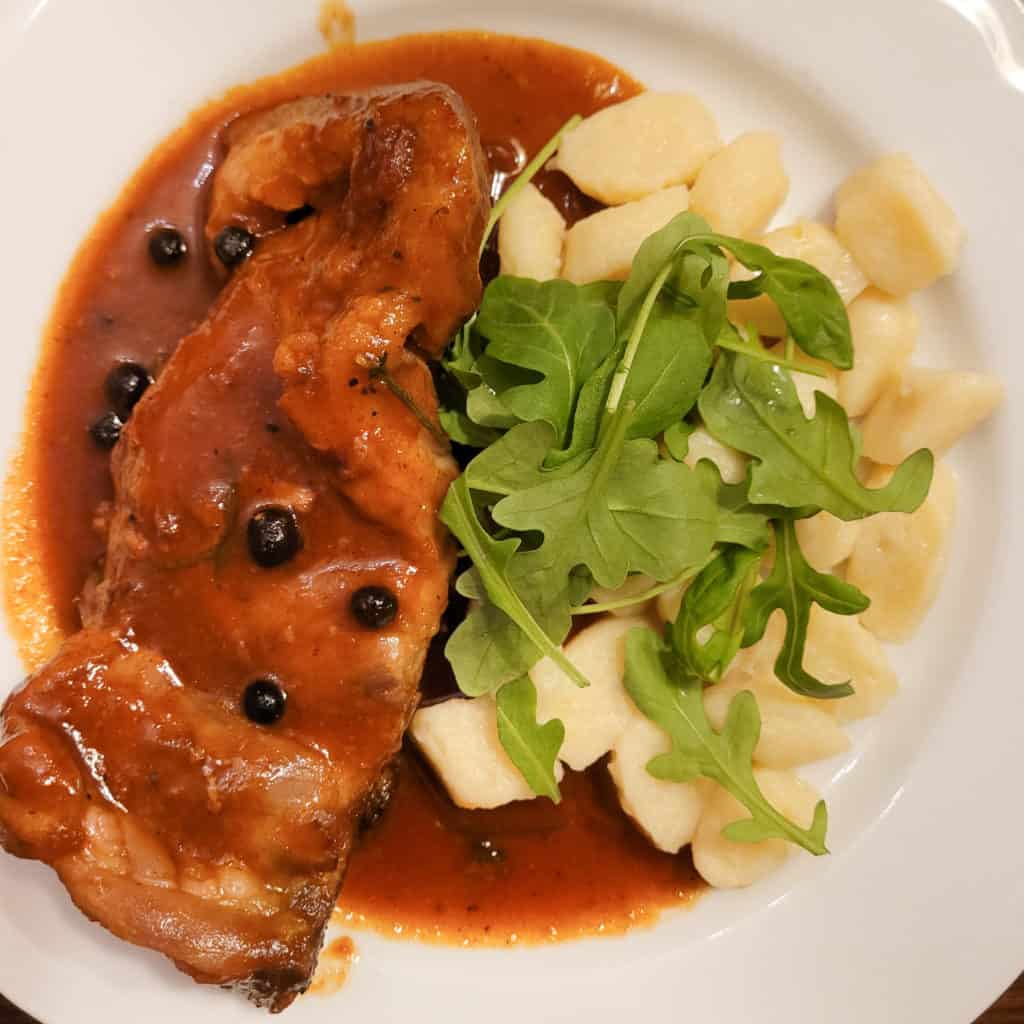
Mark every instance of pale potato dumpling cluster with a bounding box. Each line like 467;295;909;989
413;90;1005;893
410;695;564;809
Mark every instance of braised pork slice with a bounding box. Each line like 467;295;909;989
0;84;488;1009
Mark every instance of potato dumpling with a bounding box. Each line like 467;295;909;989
550;92;721;204
497;183;565;281
860;367;1004;465
655;580;690;624
692;769;820;888
846;460;957;642
838;289;918;417
804;606;899;723
834;153;964;296
683;426;749;484
561;186;689;284
729;221;867;337
795;512;860;572
411;697;560;809
608;715;705;853
704;684;849;769
689;132;788;238
765;342;838;419
531;616;645;770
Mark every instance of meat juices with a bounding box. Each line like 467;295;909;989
0;84;488;1009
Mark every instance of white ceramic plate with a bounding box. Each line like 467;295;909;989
1;1;1022;1021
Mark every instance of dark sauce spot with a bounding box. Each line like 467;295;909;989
88;411;122;450
351;586;398;629
242;678;287;725
471;838;506;865
419;579;469;706
105;361;153;420
214;225;256;267
284;204;315;225
247;506;302;568
147;226;188;267
533;168;604;227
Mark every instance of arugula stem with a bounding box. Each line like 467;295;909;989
571;562;706;615
716;335;827;378
481;114;582;254
370;355;449;445
784;335;796;362
603;262;673;433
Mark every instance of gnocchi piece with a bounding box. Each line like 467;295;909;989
795;512;860;572
588;574;656;618
838;288;918;417
766;343;839;418
703;686;850;769
497;183;566;280
550;92;722;204
683;426;749;484
727;607;898;723
531;617;646;770
846;460;957;642
860;367;1004;465
834;153;964;296
655;581;690;624
791;366;838;419
689;132;789;238
608;715;706;853
411;697;561;809
729;221;867;337
561;186;689;284
804;605;899;723
692;769;820;889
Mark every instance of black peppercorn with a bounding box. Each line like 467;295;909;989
89;411;123;450
351;586;398;629
147;226;188;267
214;225;256;267
247;506;302;568
243;678;287;725
105;361;153;420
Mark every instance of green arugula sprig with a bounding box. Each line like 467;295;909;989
623;625;829;855
436;179;935;814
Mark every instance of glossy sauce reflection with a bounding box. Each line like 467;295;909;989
5;30;704;945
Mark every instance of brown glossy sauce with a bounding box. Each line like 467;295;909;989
4;30;703;945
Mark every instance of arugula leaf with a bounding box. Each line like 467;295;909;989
662;419;695;461
716;235;853;368
617;212;715;330
446;560;573;696
495;675;564;802
623;626;828;854
617;211;852;367
691;461;772;551
671;546;762;683
438;408;502;449
482;413;720;592
474;277;618;445
700;351;933;520
617;294;712;438
741;518;869;698
440;476;586;690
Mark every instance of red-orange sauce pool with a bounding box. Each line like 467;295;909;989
3;30;703;946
